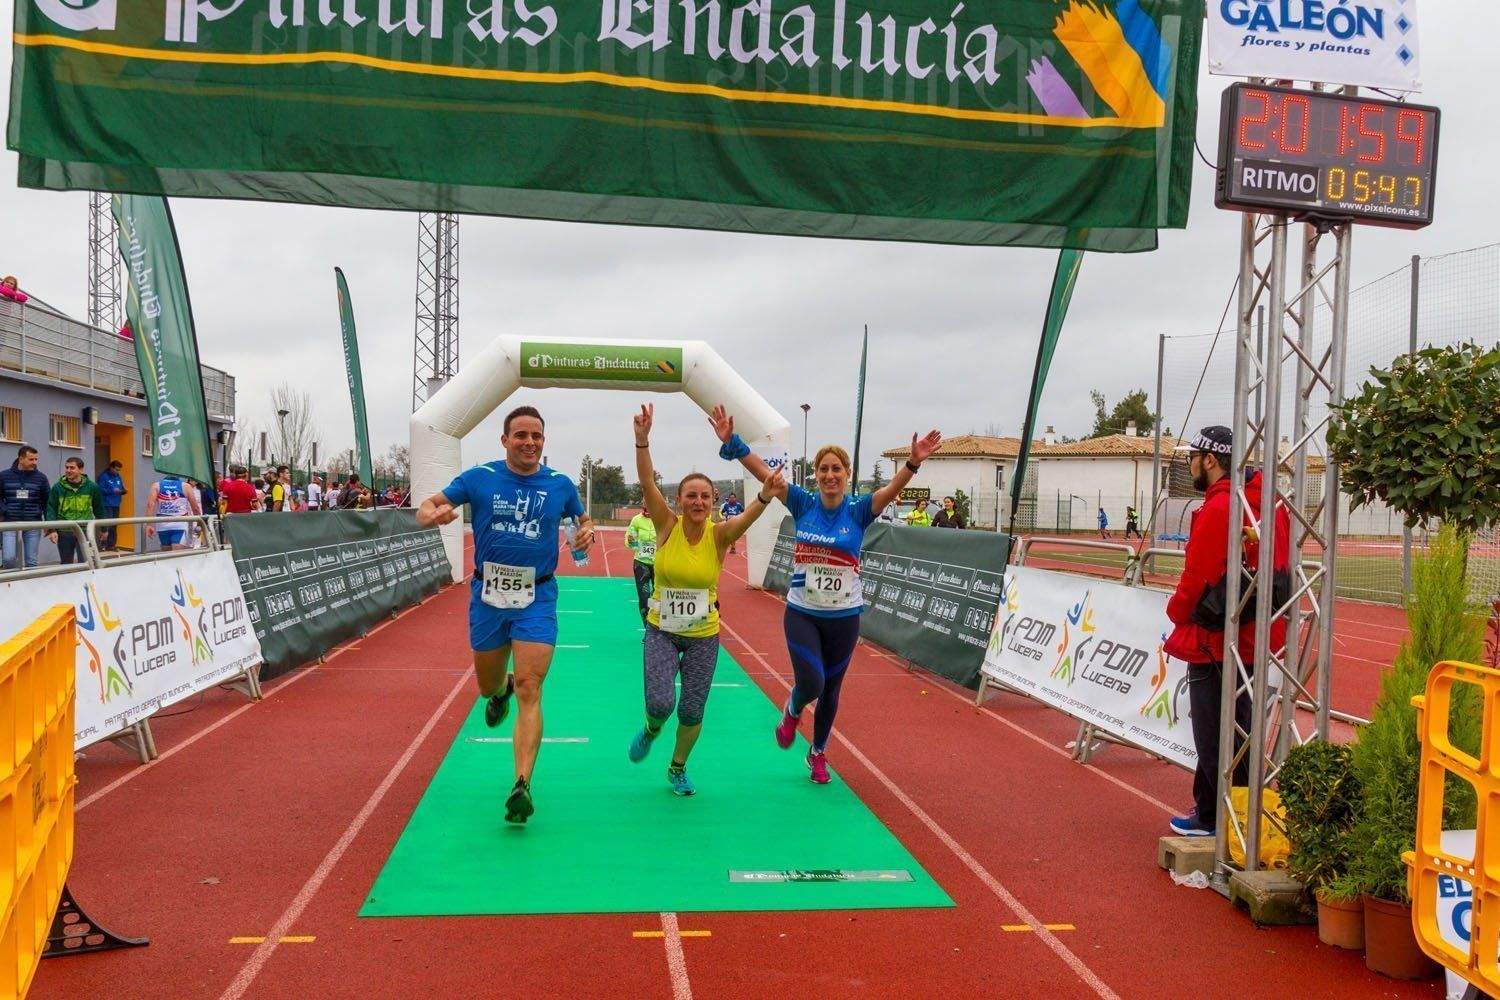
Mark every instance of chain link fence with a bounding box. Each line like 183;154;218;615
1156;242;1499;606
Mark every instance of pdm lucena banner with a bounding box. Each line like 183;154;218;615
10;1;1202;252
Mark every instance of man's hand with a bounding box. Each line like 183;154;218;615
708;404;734;444
763;467;789;503
575;515;596;551
46;531;58;543
909;429;943;465
420;501;460;528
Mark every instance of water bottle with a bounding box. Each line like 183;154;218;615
565;517;590;567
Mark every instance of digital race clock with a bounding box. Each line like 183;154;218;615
1215;83;1440;229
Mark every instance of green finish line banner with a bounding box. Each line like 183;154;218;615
765;519;1009;687
222;509;452;680
520;342;684;384
10;1;1202;252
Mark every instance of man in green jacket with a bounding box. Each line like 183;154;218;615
45;457;105;565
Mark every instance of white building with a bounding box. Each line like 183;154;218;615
881;434;1027;529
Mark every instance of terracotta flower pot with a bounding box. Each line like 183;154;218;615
1362;894;1439;980
1315;889;1364;950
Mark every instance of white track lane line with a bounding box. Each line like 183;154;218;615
717;619;1120;1000
220;667;472;1000
76;585;455;813
720;567;1177;817
659;912;694;1000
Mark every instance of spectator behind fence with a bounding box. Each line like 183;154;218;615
45;457;104;565
1;445;49;569
904;501;932;527
933;496;965;529
336;473;362;510
263;468;286;511
220;465;258;514
147;475;201;551
307;474;324;510
98;459;127;551
0;275;27;304
1164;425;1292;839
1125;504;1141;540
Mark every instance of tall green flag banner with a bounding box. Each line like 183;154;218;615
851;326;869;495
111;193;215;485
1009;248;1084;532
334;268;374;486
10;1;1202;252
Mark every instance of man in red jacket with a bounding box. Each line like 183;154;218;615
1165;426;1292;837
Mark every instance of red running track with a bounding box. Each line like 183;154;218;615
32;529;1435;999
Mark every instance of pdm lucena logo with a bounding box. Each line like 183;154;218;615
76;581;131;703
1048;588;1096;686
1138;633;1188;729
33;0;117;31
172;568;213;666
990;575;1022;657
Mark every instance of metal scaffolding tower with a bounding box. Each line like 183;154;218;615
412;212;460;411
1214;205;1352;885
87;191;123;332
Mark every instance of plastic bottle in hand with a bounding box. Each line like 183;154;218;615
565;518;590;567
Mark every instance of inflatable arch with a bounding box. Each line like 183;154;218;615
409;336;792;586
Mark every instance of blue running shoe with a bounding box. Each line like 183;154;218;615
1169;811;1213;837
667;765;695;797
628;728;655;763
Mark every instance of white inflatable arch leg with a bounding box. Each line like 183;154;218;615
409;336;792;586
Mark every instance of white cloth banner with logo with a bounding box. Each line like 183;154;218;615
0;551;262;750
1206;0;1421;92
981;565;1197;770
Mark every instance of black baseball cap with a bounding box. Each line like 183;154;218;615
1175;425;1233;456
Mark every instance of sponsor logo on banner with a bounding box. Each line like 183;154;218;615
170;567;213;666
520;342;684;384
1207;0;1420;92
77;581;131;703
982;565;1196;769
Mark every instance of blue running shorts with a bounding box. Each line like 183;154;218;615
469;579;559;651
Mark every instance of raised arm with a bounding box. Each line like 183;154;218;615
634;404;676;535
416;490;461;528
870;430;943;515
716;467;787;549
708;404;775;484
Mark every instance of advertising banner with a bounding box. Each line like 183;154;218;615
335;267;375;486
221;510;453;679
112;193;216;484
1206;0;1420;92
980;565;1196;769
11;1;1202;252
520;343;684;384
0;551;262;750
764;519;1008;686
1010;249;1083;532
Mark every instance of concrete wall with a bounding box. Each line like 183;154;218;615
1;372;230;555
1032;456;1157;531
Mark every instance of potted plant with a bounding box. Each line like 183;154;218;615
1279;740;1362;949
1327;343;1500;979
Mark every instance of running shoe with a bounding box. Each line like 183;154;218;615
628;728;655;763
806;750;830;785
485;676;514;728
1168;811;1213;837
775;710;798;750
667;765;695;797
505;779;534;824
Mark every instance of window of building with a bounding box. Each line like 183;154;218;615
0;406;20;443
141;427;153;457
49;413;81;448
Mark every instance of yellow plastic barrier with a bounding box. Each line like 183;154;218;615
1409;660;1499;995
0;605;77;1000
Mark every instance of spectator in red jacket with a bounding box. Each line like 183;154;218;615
1165;426;1291;838
0;275;28;304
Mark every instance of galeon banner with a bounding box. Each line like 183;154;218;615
1206;0;1421;92
10;0;1201;251
0;551;263;751
980;565;1197;770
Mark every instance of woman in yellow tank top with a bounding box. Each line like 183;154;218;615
627;403;786;795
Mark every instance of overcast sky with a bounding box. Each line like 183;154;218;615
3;2;1493;486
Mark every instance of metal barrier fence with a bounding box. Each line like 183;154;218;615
0;515;224;581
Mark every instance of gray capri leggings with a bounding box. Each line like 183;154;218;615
643;624;720;727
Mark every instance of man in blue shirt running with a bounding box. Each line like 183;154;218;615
417;406;595;824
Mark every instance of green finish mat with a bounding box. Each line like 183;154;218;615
361;577;953;916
